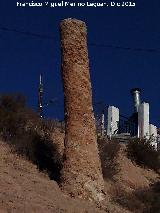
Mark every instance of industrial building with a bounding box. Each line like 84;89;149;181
99;88;158;150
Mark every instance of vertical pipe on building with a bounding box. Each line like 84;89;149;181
131;88;141;113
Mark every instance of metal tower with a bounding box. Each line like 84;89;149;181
38;73;43;118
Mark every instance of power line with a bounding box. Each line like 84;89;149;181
89;43;160;53
0;26;56;39
1;26;160;53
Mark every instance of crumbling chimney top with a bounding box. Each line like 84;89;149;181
60;18;86;26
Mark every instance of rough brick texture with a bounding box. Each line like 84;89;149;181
60;18;104;202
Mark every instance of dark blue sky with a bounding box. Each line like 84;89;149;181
0;0;160;126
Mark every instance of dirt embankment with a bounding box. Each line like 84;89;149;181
0;141;105;213
0;140;159;213
104;145;160;213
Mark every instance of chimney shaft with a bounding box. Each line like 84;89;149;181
131;88;141;113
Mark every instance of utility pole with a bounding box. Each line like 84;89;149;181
38;73;43;118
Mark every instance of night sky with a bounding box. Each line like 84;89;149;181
0;0;160;127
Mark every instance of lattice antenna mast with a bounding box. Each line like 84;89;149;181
38;73;43;118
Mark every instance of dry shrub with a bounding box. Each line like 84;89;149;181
12;130;62;182
149;181;160;213
127;138;160;173
30;132;62;182
0;94;38;140
0;94;63;182
111;185;145;213
97;138;120;179
111;182;160;213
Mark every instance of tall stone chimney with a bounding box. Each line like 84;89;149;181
60;18;104;202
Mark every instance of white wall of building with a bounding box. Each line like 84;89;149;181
149;124;157;150
138;102;149;139
107;106;119;137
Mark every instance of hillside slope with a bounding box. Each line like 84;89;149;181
0;141;159;213
105;144;160;212
0;141;105;213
